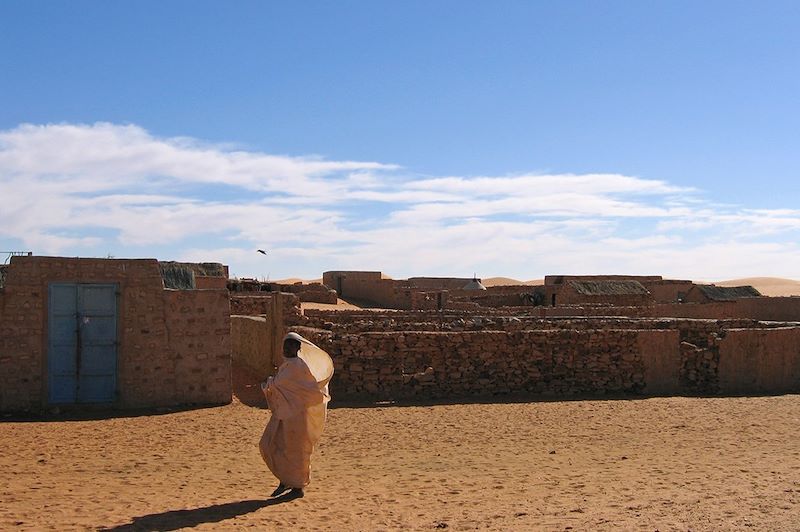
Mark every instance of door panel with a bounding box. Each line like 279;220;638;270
48;283;118;404
48;284;78;404
77;285;117;403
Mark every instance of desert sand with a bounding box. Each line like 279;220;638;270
2;379;799;531
715;277;800;297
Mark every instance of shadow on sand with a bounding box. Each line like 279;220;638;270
98;494;302;531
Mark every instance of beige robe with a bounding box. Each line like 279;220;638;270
259;337;333;488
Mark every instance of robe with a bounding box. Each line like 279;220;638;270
259;336;333;489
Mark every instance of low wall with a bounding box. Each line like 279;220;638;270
718;327;800;394
230;292;301;323
528;299;800;322
291;322;800;402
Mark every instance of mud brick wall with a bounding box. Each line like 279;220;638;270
0;274;44;411
0;256;231;412
160;289;231;406
652;299;800;321
718;327;800;394
642;280;694;303
231;315;279;378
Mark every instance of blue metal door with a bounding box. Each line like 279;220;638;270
48;283;118;404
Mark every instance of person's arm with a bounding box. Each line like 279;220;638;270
260;375;275;409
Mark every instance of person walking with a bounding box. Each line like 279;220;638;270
259;332;333;499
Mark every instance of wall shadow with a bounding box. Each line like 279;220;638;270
1;402;228;423
98;495;300;531
231;363;268;408
327;391;800;409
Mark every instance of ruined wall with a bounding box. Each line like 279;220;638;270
0;256;231;412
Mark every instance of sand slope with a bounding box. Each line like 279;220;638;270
2;394;799;531
482;277;544;287
714;277;800;297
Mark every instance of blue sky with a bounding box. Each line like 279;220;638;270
1;2;799;280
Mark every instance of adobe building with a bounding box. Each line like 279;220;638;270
544;275;657;307
684;284;761;304
322;271;451;310
0;256;231;413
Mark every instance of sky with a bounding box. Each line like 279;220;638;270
1;1;799;281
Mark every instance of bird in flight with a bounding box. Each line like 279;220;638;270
257;249;267;255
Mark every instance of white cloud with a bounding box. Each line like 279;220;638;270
1;122;798;280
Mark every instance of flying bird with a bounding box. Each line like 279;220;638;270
257;249;268;255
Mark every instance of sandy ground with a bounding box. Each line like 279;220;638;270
2;391;799;531
301;298;363;311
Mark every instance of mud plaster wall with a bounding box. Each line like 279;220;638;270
230;313;288;380
231;316;271;378
718;327;800;394
0;256;231;412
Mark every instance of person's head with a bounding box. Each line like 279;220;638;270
283;337;301;358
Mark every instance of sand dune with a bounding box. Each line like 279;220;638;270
301;298;362;311
713;277;800;297
482;277;543;287
2;393;798;531
273;278;323;285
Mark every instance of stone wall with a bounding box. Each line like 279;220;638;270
0;256;231;412
230;292;301;323
286;316;800;402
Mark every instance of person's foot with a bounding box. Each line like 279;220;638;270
286;488;304;499
271;483;289;497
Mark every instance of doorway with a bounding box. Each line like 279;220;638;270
48;283;118;404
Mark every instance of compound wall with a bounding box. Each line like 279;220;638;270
289;319;800;402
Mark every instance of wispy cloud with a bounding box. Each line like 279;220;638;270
1;122;798;280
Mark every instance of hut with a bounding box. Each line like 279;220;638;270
0;256;231;413
684;284;762;303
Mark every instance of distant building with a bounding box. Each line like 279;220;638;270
462;275;487;291
685;284;762;303
544;275;657;306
